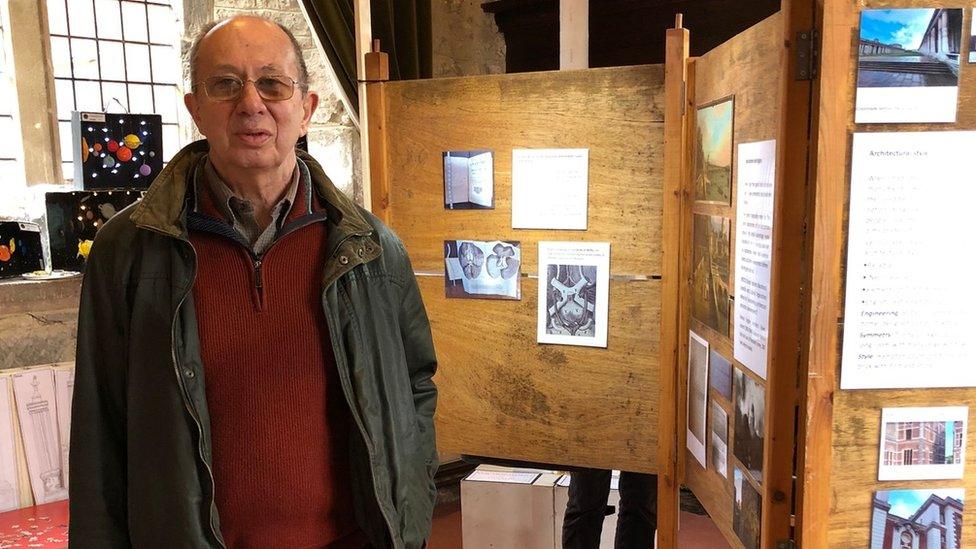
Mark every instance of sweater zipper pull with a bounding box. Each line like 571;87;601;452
254;259;263;290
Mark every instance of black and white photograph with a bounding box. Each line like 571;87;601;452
687;331;709;468
444;240;521;300
871;489;964;549
878;406;967;481
856;9;963;122
733;368;765;485
537;242;610;348
710;401;729;478
709;349;733;401
443;150;493;209
733;466;762;549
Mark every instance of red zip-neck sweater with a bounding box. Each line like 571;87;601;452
188;167;366;548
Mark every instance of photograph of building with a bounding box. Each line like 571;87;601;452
857;9;962;88
691;214;731;336
882;420;963;467
734;467;761;549
871;489;964;549
693;97;734;204
878;407;967;481
733;368;765;485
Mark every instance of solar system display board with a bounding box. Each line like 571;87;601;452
0;221;43;279
71;111;163;190
46;190;144;272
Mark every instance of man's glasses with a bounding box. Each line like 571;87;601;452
198;75;303;102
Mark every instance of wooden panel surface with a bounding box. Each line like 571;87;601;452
422;276;660;472
377;66;666;472
681;12;787;549
803;2;976;548
382;65;664;277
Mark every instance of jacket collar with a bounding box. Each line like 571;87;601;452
130;139;373;241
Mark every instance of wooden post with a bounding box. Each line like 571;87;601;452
364;39;390;223
762;0;815;546
559;0;588;69
797;0;851;546
354;0;373;210
660;14;689;549
6;0;62;185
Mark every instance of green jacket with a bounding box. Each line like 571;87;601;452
69;140;438;548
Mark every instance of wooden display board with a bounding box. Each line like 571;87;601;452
678;13;785;548
801;2;976;548
364;65;670;474
673;1;976;548
668;7;815;548
359;2;976;546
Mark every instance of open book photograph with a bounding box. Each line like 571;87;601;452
443;150;494;209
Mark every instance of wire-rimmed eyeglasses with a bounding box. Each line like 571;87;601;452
198;75;304;102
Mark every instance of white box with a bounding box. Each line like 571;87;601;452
461;465;560;549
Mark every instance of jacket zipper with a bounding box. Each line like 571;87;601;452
321;234;399;548
168;238;227;549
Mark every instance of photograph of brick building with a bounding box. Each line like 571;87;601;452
871;490;963;549
879;407;967;481
882;420;962;467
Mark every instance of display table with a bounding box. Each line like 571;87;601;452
0;500;68;548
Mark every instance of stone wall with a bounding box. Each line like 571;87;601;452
181;0;362;202
0;278;80;370
431;1;506;78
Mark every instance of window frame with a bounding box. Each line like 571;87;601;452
46;0;186;181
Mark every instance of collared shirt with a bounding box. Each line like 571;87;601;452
198;157;300;256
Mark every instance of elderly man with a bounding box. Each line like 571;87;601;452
70;16;438;549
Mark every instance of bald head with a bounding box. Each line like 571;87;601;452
189;16;309;94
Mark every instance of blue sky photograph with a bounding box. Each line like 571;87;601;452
882;489;963;519
860;9;935;50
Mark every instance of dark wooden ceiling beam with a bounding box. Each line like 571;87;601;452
482;0;779;72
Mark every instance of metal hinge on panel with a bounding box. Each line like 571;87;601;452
795;29;820;81
777;540;797;549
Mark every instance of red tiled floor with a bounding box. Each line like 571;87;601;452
677;511;731;548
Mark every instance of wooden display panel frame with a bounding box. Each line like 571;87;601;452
674;2;816;547
363;50;682;538
800;1;976;548
353;2;975;547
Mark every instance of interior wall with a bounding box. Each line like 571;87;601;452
431;0;506;77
